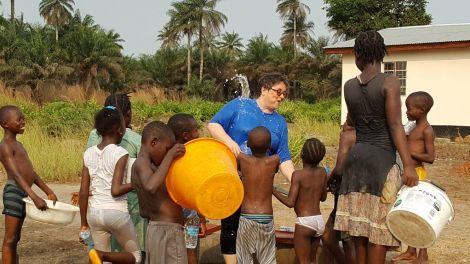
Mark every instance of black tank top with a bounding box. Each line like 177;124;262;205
339;73;397;196
345;73;394;152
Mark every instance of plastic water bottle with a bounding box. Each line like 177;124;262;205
80;229;102;264
184;211;200;249
404;120;417;135
80;229;95;249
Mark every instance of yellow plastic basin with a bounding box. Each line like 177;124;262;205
166;138;243;220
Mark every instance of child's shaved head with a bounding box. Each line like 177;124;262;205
0;105;20;125
407;91;434;113
247;126;271;154
301;138;326;166
167;113;197;141
142;121;175;144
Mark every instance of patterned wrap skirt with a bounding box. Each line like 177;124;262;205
334;165;402;246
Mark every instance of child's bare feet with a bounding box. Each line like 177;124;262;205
412;249;429;264
392;251;417;262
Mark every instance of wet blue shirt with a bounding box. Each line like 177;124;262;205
210;98;291;163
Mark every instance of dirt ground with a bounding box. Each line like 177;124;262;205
0;142;469;263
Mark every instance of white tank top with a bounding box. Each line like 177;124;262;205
84;144;129;212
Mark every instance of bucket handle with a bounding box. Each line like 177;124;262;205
426;180;446;192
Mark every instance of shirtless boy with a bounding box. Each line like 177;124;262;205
392;91;435;264
167;113;207;264
273;138;327;264
236;126;280;264
131;121;186;264
0;105;57;264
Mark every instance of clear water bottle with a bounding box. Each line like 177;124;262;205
184;211;199;249
404;120;416;135
80;229;95;250
80;229;102;264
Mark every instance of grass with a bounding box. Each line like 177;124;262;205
0;122;86;182
0;91;341;182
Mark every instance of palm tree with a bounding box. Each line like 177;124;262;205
184;0;227;81
10;0;15;20
276;0;310;59
61;23;124;95
160;1;198;84
39;0;75;41
217;31;244;58
306;36;330;61
280;15;314;51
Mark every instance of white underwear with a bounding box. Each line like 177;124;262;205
296;215;325;237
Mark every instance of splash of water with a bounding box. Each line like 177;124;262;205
231;74;250;98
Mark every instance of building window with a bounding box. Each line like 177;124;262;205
384;61;407;95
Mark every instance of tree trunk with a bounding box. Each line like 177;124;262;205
199;21;203;82
55;26;59;42
10;0;15;21
187;33;192;84
293;12;297;60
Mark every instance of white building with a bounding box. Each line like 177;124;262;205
324;24;470;137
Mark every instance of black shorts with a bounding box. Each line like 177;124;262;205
2;181;28;219
220;208;241;254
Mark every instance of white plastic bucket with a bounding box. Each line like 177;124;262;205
386;181;454;248
23;198;79;225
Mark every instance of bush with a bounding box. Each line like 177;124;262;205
37;101;99;136
185;77;217;99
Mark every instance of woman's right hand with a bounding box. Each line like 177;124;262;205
402;166;419;187
226;139;241;157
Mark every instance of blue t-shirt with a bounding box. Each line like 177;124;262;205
210;98;291;163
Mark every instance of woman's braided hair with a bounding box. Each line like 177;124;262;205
353;31;388;64
104;93;131;115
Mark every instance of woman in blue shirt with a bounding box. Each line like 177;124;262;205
208;72;295;264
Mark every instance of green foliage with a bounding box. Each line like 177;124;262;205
39;0;75;42
138;47;186;87
324;0;432;39
184;76;217;99
280;15;314;49
37;101;99;136
216;31;244;57
1;7;341;102
241;34;274;66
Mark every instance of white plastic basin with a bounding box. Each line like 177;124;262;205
23;198;79;225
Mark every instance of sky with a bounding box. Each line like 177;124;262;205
1;0;469;56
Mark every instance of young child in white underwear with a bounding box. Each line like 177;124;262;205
273;138;327;264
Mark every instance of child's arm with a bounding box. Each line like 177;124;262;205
411;127;435;164
142;143;185;195
111;154;133;197
0;144;47;210
33;173;58;204
384;76;418;187
273;172;300;208
79;164;91;229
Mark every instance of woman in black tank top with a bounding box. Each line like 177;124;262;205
333;31;418;264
